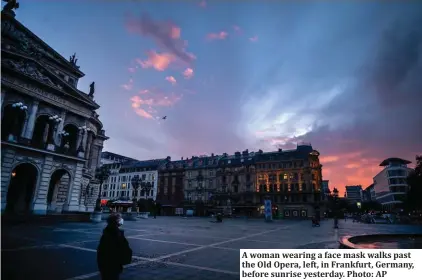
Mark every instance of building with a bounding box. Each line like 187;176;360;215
1;8;108;214
345;185;363;204
214;150;257;216
254;144;324;219
100;151;138;166
156;157;186;215
373;157;413;211
362;184;375;202
101;159;164;204
322;180;330;199
183;154;223;215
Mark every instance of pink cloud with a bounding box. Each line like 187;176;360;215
126;14;196;64
121;79;134;91
249;36;258;42
136;51;176;71
139;89;150;94
207;31;228;41
199;0;206;8
130;88;183;119
233;25;242;34
183;68;194;79
166;76;177;85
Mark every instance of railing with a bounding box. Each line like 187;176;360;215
2;136;81;158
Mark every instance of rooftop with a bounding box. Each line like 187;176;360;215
379;158;411;166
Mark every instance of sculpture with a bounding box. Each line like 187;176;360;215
69;53;78;65
89;82;95;97
2;0;19;13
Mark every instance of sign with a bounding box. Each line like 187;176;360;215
264;200;272;221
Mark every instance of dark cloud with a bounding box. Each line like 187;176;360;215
126;13;195;64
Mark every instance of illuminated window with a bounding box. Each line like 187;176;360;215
121;183;127;189
283;174;288;180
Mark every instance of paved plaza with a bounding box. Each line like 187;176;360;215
2;217;422;280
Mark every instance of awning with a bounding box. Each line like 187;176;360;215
111;200;133;205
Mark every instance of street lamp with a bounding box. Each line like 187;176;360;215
11;102;28;110
94;165;110;212
333;187;339;228
141;181;153;200
131;175;141;212
49;115;63;123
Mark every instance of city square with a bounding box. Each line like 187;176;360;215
1;2;422;280
3;217;422;280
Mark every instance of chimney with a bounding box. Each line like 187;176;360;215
181;157;183;160
211;153;214;157
278;148;282;152
258;149;263;153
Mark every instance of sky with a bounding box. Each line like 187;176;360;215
8;0;422;196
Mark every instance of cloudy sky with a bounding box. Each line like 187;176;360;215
13;1;422;195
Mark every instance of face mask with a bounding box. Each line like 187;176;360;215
118;218;124;226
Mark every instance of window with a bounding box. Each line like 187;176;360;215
209;170;214;176
209;179;213;187
121;183;127;189
187;171;192;178
228;160;231;164
172;177;176;186
165;177;168;186
283;174;288;180
142;174;146;180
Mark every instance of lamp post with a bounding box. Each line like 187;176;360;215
131;175;141;212
94;165;110;212
333;188;339;228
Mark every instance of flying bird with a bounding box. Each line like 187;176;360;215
162;116;167;120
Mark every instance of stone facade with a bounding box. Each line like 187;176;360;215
157;158;187;215
1;10;108;215
183;154;223;208
101;159;163;203
254;145;324;218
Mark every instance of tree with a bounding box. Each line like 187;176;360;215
405;155;422;211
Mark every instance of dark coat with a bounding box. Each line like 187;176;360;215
97;225;132;274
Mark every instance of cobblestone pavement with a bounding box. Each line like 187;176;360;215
2;217;422;280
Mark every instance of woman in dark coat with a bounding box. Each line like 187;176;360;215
97;213;132;280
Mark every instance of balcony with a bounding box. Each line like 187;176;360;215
2;137;85;161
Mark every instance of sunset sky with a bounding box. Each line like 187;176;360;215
11;1;422;196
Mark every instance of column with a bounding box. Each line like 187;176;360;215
32;156;54;215
63;162;84;212
23;101;39;139
55;111;66;146
84;133;93;168
1;90;5;107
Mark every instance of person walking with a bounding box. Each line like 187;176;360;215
97;213;133;280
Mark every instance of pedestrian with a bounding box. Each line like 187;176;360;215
97;213;133;280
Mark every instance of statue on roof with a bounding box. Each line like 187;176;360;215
69;53;79;67
89;82;95;97
2;0;19;15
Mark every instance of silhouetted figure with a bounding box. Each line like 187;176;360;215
97;213;132;280
162;116;167;120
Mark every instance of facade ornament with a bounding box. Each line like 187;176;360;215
88;82;95;98
2;0;20;16
69;53;80;68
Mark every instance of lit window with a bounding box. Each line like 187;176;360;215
283;174;288;180
122;183;127;189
